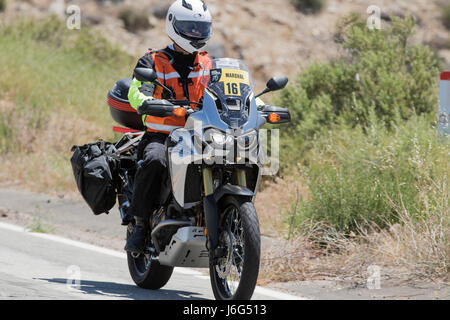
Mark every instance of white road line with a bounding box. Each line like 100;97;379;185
174;268;203;276
0;221;308;300
0;221;126;259
254;286;307;300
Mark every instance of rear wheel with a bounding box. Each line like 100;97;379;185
209;196;261;300
126;224;174;290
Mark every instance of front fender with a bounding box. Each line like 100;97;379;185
204;184;255;258
213;184;254;203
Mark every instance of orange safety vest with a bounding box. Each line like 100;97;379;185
144;50;211;134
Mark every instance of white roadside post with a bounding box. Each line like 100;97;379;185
438;71;450;138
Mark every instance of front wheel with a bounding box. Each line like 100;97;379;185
126;224;174;290
209;196;261;300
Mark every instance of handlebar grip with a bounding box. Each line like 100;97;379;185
167;99;202;106
138;99;175;117
167;99;190;106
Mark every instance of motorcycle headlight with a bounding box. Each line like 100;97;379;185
237;130;258;150
205;129;233;148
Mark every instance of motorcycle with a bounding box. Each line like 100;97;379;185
109;58;291;300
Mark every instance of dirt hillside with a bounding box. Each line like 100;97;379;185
2;0;449;88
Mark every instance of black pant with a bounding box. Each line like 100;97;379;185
129;132;168;220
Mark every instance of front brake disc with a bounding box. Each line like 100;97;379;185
215;231;233;279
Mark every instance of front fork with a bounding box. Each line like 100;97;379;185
202;168;247;258
202;168;248;195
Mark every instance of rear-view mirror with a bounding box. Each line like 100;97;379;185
266;77;289;91
134;68;158;83
255;76;289;98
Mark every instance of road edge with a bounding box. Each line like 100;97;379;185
0;221;309;300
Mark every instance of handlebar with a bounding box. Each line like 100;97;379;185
137;99;202;118
166;99;201;106
138;100;290;124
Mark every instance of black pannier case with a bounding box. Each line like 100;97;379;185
70;140;119;215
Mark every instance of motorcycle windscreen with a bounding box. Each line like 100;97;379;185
201;58;254;128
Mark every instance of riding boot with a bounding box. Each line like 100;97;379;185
124;217;149;253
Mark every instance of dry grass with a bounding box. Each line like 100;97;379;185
259;113;449;285
259;189;449;285
0;18;132;194
258;224;320;285
308;211;448;283
257;148;449;285
0;17;447;288
0;98;111;193
254;173;308;237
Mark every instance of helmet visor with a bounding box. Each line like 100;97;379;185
173;19;212;40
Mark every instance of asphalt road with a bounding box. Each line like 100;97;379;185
0;222;303;300
1;188;448;300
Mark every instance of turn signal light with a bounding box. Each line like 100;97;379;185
173;107;187;117
268;113;281;123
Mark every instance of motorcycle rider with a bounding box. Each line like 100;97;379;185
125;0;213;253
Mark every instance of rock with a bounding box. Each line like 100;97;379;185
271;16;286;26
97;0;124;6
49;0;66;18
327;5;338;14
312;29;321;37
426;36;450;50
152;4;170;20
381;11;422;26
119;7;153;32
232;40;245;60
242;5;256;18
206;43;226;58
0;208;8;218
82;14;103;26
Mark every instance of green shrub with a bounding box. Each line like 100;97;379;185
0;0;6;12
119;7;151;32
277;16;444;236
288;116;449;234
276;16;439;172
0;17;134;152
291;0;327;14
1;17;131;66
0;17;136;191
442;4;450;30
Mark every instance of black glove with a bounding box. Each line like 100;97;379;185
137;99;175;117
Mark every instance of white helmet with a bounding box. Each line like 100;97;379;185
166;0;212;54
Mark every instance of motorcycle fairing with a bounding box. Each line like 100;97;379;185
167;59;267;208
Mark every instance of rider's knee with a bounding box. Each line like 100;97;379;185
140;157;166;171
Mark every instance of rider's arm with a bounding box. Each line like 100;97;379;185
128;53;156;111
128;79;155;111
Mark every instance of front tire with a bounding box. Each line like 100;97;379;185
209;196;261;300
126;224;174;290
